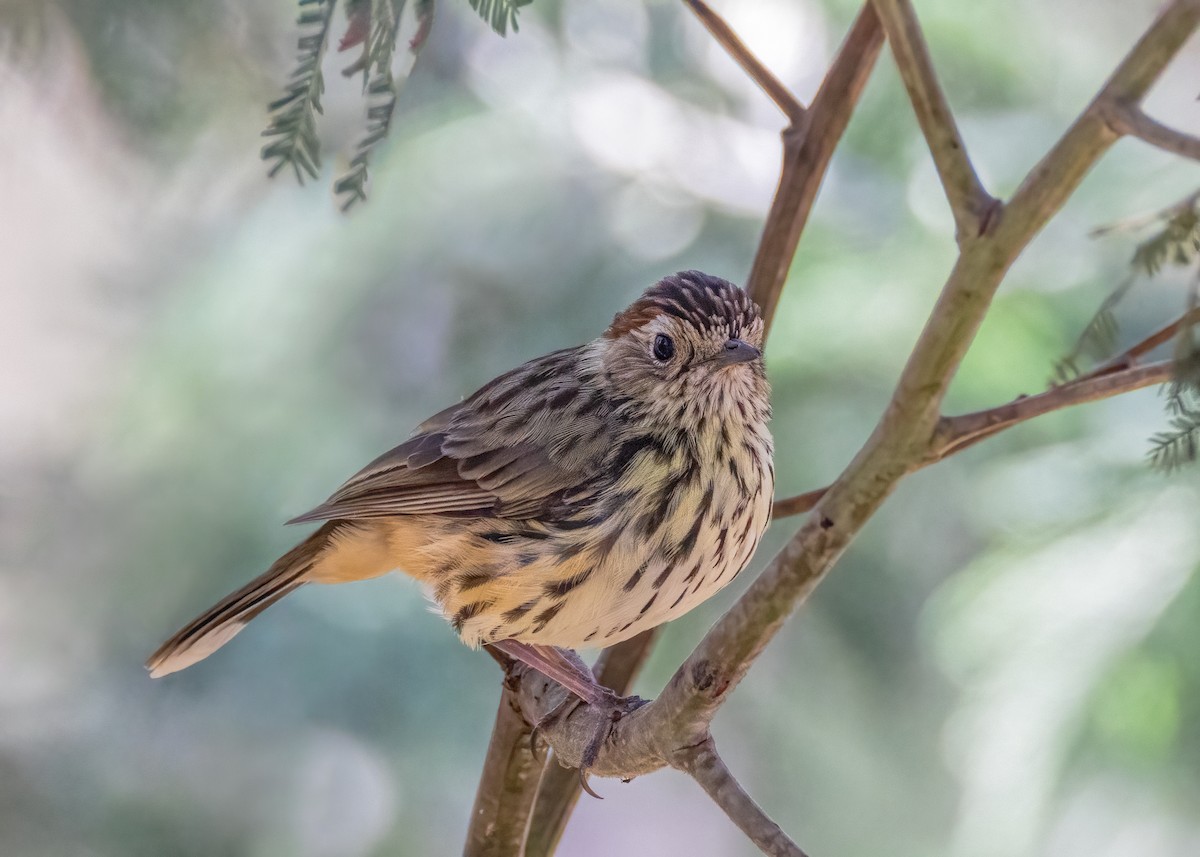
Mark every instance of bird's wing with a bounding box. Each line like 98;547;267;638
288;347;612;524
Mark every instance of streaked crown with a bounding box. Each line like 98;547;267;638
606;271;763;344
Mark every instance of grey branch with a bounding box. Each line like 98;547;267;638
675;737;809;857
1106;103;1200;162
748;3;885;334
512;0;1200;779
463;686;546;857
773;304;1199;518
871;0;995;241
462;2;1200;855
524;630;658;857
684;0;806;122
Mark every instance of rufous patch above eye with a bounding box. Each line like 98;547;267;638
605;271;762;340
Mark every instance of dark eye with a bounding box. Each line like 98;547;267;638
652;333;675;361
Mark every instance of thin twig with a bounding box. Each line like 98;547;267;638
674;736;808;857
932;360;1173;458
683;0;805;122
1000;0;1200;247
524;630;658;857
748;3;885;334
1078;307;1200;380
872;0;995;240
1089;188;1200;237
769;488;827;519
1107;103;1200;162
771;307;1194;519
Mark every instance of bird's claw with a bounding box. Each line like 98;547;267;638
529;691;583;759
575;693;647;799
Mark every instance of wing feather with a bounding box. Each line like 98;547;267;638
287;347;612;524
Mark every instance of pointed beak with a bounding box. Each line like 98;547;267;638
717;338;761;366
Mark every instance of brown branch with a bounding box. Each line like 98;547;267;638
684;0;805;122
464;3;1200;855
1077;307;1200;380
523;630;658;857
771;305;1199;518
463;685;549;857
748;3;885;334
1090;188;1200;237
932;360;1173;458
769;487;827;519
674;737;808;857
465;8;884;854
1000;1;1200;248
1105;103;1200;162
871;0;995;240
519;0;1200;771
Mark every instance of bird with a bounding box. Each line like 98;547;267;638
147;270;774;723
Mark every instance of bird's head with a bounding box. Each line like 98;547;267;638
595;271;768;419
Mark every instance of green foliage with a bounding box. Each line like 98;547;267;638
1054;275;1132;382
1059;191;1200;470
264;0;528;205
1131;203;1200;276
468;0;533;36
1150;277;1200;472
261;0;340;182
334;0;408;210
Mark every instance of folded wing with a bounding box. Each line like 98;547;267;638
288;347;611;524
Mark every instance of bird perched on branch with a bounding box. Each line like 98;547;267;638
148;270;774;756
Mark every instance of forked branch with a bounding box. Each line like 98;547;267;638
515;0;1200;780
683;0;805;122
773;305;1199;518
748;3;885;333
1105;103;1200;162
871;0;995;240
674;737;808;857
465;2;1200;855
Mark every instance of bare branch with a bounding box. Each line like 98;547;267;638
463;685;547;857
648;0;1200;746
1090;188;1200;238
683;0;805;122
770;487;826;519
772;308;1193;519
749;3;885;334
872;0;995;240
1106;103;1200;162
465;4;1200;852
1078;307;1200;379
932;360;1173;458
524;630;658;857
1002;0;1200;245
674;737;808;857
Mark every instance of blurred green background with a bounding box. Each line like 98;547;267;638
2;1;1199;855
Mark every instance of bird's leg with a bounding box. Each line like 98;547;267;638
489;640;646;798
490;640;613;705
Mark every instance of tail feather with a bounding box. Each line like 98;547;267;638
146;522;340;678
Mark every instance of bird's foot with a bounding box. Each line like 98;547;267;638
489;640;647;798
574;691;647;798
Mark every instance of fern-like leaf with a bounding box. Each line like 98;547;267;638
262;0;341;183
1054;276;1133;382
1148;413;1200;472
332;0;436;210
468;0;533;36
1131;205;1200;276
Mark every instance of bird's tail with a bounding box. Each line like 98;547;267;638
146;521;343;678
